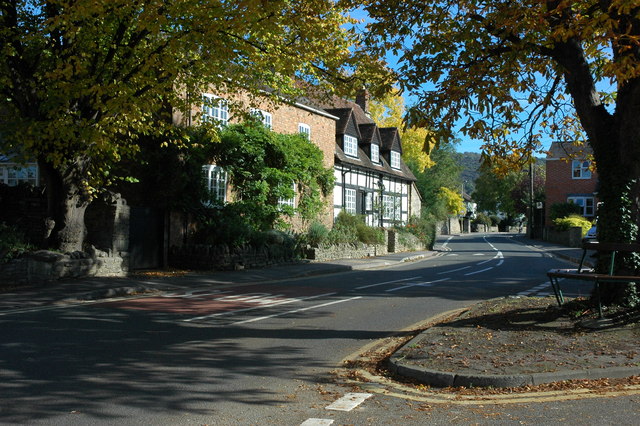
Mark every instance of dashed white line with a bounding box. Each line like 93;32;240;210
437;266;471;275
232;296;362;325
355;276;421;290
464;267;494;276
386;277;450;292
184;292;337;322
325;393;373;411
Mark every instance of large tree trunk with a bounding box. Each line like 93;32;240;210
589;104;640;306
39;158;90;253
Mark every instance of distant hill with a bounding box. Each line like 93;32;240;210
454;152;482;193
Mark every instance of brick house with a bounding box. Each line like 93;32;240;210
175;88;421;233
545;141;599;225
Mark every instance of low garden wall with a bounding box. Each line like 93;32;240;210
0;249;128;287
169;243;297;271
304;242;387;262
544;226;584;248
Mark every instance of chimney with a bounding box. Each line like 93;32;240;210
355;88;370;116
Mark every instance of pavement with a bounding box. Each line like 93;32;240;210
3;233;625;389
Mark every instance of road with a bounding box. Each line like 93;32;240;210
1;234;638;425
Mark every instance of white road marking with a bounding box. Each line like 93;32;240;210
183;292;337;322
437;266;471;275
517;280;558;296
473;253;485;256
301;419;334;426
232;296;362;325
162;289;231;298
355;276;422;290
325;393;373;411
464;267;494;276
386;277;450;292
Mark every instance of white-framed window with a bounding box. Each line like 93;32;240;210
278;182;296;210
365;192;373;211
344;134;358;158
383;194;401;220
202;165;227;204
390;150;401;169
251;108;272;128
201;94;228;126
572;160;591;179
0;164;38;186
567;196;595;216
370;144;380;163
298;123;311;140
345;188;356;214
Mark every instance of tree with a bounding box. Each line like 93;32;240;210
0;1;391;252
360;1;640;304
473;163;545;223
368;92;434;172
414;144;463;220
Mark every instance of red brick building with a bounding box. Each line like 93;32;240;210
545;141;599;225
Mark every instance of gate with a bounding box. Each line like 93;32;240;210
128;207;164;270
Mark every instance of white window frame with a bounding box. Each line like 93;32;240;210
202;164;227;204
572;160;592;179
251;108;272;129
370;144;380;163
365;192;373;211
0;164;38;186
201;94;228;126
383;194;394;219
278;182;296;210
344;135;358;158
390;150;401;169
345;188;357;214
298;123;311;140
567;196;595;216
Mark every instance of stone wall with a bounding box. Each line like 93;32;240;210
169;243;298;271
387;230;425;253
0;249;128;286
304;242;388;262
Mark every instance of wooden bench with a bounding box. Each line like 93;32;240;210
547;240;640;317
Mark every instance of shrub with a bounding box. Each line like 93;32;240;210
489;215;501;226
326;211;384;245
403;214;437;249
305;222;329;247
0;222;34;263
553;214;592;236
473;213;492;226
550;202;582;221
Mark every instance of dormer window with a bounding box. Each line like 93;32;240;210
370;144;380;163
390;150;401;169
344;134;358;157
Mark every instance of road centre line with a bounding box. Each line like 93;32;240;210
386;277;450;292
232;296;363;325
355;276;422;290
184;292;337;322
437;266;471;275
464;267;494;276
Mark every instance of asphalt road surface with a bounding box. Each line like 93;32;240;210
1;234;638;425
